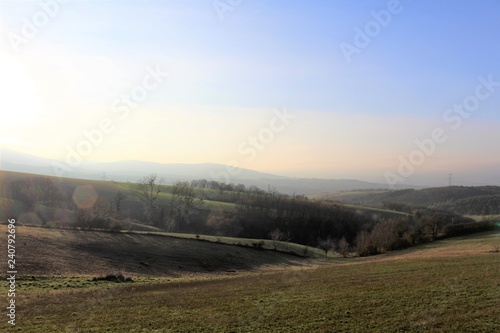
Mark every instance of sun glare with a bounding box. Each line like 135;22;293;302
0;54;40;127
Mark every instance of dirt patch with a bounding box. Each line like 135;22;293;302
0;226;308;278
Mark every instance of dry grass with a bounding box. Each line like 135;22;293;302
1;227;499;332
0;225;309;278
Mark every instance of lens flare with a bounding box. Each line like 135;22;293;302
72;185;98;209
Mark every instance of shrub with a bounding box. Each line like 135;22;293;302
92;274;133;283
338;237;349;258
356;231;377;256
110;224;123;232
317;236;335;258
252;240;265;249
443;221;496;237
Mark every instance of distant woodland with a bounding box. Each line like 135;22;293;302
0;171;497;256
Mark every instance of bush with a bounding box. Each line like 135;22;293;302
252;240;265;249
92;274;133;283
338;237;349;258
110;224;123;232
356;231;378;257
45;221;63;229
443;221;496;237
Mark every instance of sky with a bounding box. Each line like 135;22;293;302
0;0;499;186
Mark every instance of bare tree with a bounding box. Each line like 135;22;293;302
8;179;36;209
165;181;203;231
269;228;291;250
420;215;445;240
134;174;164;225
317;236;335;258
338;236;349;258
206;209;241;237
8;177;63;210
114;192;126;215
216;182;226;200
172;181;196;208
191;179;208;188
370;220;401;253
76;198;112;229
356;230;375;256
235;183;246;193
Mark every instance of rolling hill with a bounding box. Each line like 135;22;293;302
1;225;310;278
1;148;412;194
330;186;500;215
4;225;499;332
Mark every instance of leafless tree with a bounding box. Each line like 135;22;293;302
114;192;126;215
317;236;336;258
356;230;376;256
419;215;445;240
370;219;401;253
76;198;112;229
338;236;350;258
269;228;291;250
8;177;63;210
134;174;164;225
162;181;203;231
206;209;241;237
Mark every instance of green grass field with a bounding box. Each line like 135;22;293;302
308;190;387;202
467;214;500;222
1;225;498;332
339;202;410;218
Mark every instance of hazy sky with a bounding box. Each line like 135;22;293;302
0;0;499;185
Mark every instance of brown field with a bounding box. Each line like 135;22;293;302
0;225;499;332
0;225;311;279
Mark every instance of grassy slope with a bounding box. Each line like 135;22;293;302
467;214;500;222
339;202;410;218
3;227;499;332
308;190;387;202
313;187;500;218
309;190;412;218
0;170;237;215
340;187;500;214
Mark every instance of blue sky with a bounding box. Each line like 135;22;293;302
0;0;499;185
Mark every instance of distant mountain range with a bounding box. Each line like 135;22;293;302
0;149;414;195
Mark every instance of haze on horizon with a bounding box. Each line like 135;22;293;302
1;0;499;187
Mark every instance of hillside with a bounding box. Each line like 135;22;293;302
0;170;387;248
7;230;500;332
0;225;308;278
331;186;500;215
0;170;140;225
2;169;497;254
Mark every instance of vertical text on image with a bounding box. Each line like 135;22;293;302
6;218;17;326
